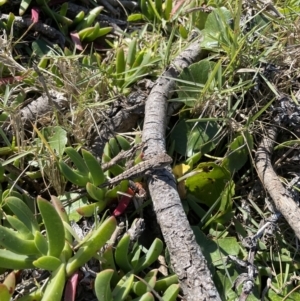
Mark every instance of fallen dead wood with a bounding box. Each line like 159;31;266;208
142;37;221;301
255;125;300;240
3;87;146;160
2;90;68;141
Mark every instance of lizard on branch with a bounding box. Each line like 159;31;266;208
100;153;173;187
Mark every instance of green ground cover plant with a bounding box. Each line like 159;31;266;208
0;0;300;300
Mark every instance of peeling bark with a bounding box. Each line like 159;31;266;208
255;126;300;240
142;38;221;301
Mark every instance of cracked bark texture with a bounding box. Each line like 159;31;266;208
255;126;300;240
142;38;221;301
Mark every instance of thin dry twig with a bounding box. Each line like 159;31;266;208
255;126;300;240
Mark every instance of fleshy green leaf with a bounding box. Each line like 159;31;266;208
0;225;39;255
0;284;11;301
19;0;32;15
115;135;131;151
37;197;65;258
41;263;66;301
33;255;62;271
82;149;105;186
66;216;117;276
161;284;180;301
59;160;89;187
5;196;39;234
34;231;48;255
65;147;89;175
6;215;34;240
115;233;132;272
192;227;240;268
154;274;178;292
94;269;114;301
112;272;134;300
127;13;144;22
76;200;108;217
132;269;157;296
86;183;106;201
134;238;163;273
0;250;35;269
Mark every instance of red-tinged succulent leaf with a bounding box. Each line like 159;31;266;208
31;7;40;23
3;271;15;296
70;32;83;51
113;188;134;217
0;76;24;85
64;271;79;301
170;0;184;17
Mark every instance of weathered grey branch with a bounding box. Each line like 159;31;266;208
20;90;68;124
142;37;222;301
